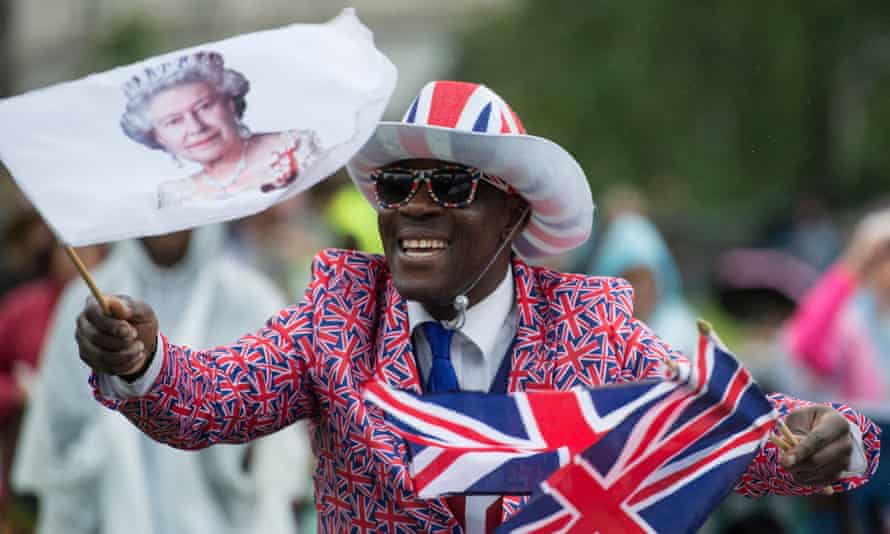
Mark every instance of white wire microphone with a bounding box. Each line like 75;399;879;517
441;205;531;330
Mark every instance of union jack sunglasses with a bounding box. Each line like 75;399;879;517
370;165;513;209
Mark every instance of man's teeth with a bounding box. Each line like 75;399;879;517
402;239;447;250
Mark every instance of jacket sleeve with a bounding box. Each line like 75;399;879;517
13;281;114;496
607;278;880;497
89;260;326;451
733;394;880;497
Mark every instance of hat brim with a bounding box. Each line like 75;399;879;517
346;122;594;260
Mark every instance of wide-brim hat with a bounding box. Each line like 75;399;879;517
346;80;593;260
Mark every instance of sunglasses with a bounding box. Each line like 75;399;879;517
371;165;509;209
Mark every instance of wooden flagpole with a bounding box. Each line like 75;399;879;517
63;245;110;315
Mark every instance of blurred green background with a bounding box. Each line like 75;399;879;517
3;0;889;274
457;0;890;237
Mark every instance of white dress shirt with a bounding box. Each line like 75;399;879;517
405;267;516;534
407;268;516;393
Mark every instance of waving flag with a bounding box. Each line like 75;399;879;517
363;379;680;497
0;8;395;246
364;323;777;533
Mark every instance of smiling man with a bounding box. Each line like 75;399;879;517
375;158;528;322
77;81;880;533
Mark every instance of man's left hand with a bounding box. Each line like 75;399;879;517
781;406;853;487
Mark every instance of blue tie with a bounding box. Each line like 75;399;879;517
421;321;459;393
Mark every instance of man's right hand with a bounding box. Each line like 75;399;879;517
76;295;159;381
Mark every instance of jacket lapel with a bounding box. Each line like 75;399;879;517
499;258;556;523
506;258;556;393
373;277;423;393
370;276;460;530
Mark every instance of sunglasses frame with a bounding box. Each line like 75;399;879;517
370;165;484;209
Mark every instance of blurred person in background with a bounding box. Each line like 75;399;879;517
322;180;384;254
713;248;819;392
227;190;335;299
711;232;890;532
0;211;56;297
785;207;890;403
760;194;843;273
589;211;699;356
782;207;890;533
566;184;645;274
0;228;105;532
12;226;313;534
227;175;381;301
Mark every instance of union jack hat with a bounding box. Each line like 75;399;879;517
346;80;594;260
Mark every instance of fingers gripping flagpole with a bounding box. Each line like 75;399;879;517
63;245;110;315
701;318;834;496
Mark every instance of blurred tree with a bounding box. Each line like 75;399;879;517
85;14;166;72
456;1;890;238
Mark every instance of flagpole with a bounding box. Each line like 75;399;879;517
63;245;110;315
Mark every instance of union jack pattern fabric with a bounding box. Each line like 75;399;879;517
401;80;526;135
346;80;594;260
92;249;881;533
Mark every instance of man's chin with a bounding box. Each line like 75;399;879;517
392;281;453;307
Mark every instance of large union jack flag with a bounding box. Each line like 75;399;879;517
364;324;778;533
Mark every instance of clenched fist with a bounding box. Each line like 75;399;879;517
76;295;159;381
781;406;855;487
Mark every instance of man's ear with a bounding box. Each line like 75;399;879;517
502;196;531;240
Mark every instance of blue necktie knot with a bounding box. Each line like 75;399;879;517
421;321;459;393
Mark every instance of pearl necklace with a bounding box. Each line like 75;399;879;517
202;137;248;192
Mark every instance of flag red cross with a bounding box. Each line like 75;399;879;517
543;459;647;534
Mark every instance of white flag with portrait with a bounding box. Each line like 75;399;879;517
0;8;396;246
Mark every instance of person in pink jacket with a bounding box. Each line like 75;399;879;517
786;208;890;404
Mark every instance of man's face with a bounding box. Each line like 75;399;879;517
377;159;525;315
140;230;193;268
149;81;240;164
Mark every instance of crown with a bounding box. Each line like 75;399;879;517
122;51;225;103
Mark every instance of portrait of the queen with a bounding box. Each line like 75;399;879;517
120;51;321;209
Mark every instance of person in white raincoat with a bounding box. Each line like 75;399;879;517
12;225;313;534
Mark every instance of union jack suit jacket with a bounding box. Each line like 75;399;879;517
93;249;881;534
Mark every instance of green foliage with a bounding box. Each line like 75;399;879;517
456;0;890;235
86;16;166;72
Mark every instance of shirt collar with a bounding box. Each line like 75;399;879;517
407;266;514;360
